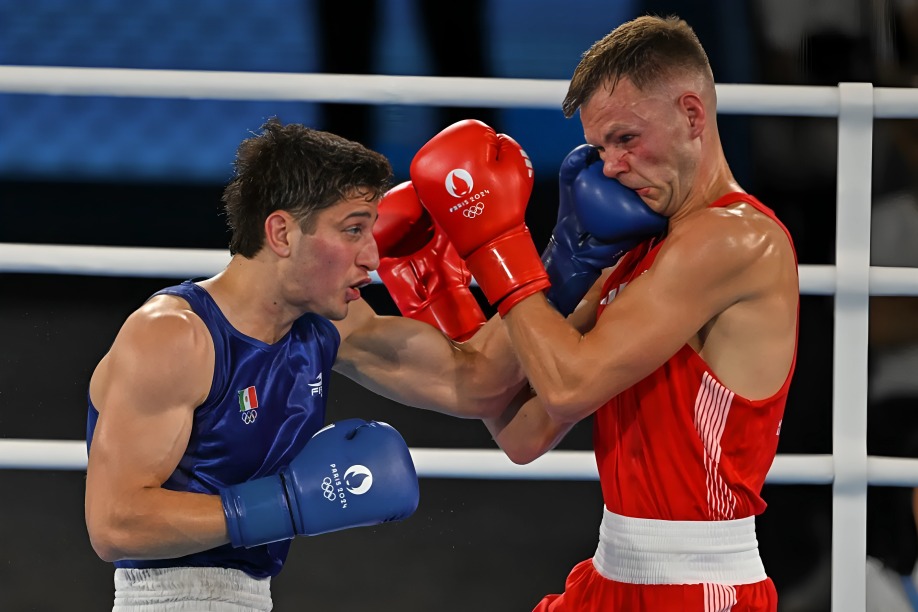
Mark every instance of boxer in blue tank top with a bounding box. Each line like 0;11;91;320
85;119;530;610
87;280;338;578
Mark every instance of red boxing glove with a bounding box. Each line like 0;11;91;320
410;120;549;316
374;181;486;341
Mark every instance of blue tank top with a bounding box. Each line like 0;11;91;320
86;280;341;578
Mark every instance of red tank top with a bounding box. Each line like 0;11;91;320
593;193;798;521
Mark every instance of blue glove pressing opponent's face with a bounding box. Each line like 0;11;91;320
542;145;667;317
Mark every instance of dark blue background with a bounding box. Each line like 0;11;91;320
0;0;633;183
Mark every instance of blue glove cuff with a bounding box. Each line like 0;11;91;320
543;237;627;317
220;476;295;549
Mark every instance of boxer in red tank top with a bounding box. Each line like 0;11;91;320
476;15;800;612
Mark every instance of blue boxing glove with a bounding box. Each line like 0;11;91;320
542;145;667;316
221;419;419;548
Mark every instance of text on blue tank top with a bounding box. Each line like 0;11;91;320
86;280;341;578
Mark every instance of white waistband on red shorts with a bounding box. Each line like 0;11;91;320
591;507;767;586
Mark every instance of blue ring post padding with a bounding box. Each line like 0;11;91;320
900;574;918;612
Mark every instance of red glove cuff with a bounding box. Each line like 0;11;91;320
410;287;487;341
497;277;552;316
465;228;550;314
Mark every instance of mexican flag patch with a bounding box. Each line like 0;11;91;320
238;386;258;412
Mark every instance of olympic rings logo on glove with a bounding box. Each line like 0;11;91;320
463;203;485;218
321;477;337;501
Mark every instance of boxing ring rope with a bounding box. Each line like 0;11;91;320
0;65;915;116
2;66;918;612
2;243;918;296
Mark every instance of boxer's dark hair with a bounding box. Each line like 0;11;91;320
222;118;392;257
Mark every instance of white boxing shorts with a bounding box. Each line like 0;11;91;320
112;566;272;611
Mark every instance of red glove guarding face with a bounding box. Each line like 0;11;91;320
409;120;549;316
374;181;486;342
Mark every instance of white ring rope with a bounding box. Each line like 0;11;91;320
1;244;917;297
1;438;916;488
0;243;234;280
1;65;917;117
0;439;839;483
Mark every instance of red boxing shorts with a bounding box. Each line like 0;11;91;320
533;508;778;612
533;560;777;612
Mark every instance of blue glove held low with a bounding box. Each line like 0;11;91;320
543;145;667;316
221;418;419;548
